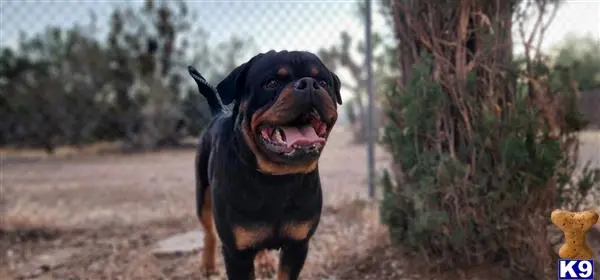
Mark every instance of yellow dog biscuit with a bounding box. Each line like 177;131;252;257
550;209;599;260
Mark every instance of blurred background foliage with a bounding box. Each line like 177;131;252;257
1;0;598;152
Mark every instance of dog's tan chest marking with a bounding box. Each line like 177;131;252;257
280;220;313;241
233;225;273;250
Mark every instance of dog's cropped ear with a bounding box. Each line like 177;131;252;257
331;72;343;105
216;63;249;105
217;55;262;105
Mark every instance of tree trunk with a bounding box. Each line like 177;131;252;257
384;0;556;278
392;0;516;153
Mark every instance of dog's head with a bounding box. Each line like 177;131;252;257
217;50;342;175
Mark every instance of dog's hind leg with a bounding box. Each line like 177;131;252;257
196;139;218;276
277;241;309;280
199;187;218;276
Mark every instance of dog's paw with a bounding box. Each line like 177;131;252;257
255;250;277;278
200;259;219;278
200;266;219;278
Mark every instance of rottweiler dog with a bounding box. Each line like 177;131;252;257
188;50;342;280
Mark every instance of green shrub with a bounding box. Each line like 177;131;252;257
380;54;599;278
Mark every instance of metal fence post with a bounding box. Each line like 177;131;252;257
365;0;375;199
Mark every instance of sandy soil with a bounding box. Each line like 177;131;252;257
1;129;598;280
0;127;390;280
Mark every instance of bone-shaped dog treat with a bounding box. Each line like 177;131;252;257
551;209;599;260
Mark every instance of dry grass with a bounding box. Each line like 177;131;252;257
1;128;598;279
0;127;390;279
331;130;600;280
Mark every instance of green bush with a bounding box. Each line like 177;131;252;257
380;54;599;278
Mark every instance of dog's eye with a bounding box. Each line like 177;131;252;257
318;80;328;87
264;79;278;90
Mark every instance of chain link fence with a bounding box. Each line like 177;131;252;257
1;0;396;153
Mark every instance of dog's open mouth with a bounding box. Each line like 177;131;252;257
258;109;328;156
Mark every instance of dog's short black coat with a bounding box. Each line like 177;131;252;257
188;50;341;280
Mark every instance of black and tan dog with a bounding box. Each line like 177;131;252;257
188;50;341;280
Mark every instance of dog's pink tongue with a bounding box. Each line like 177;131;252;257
281;125;326;147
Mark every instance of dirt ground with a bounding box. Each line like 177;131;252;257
0;127;391;280
1;128;599;280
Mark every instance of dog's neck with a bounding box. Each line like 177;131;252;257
230;108;262;171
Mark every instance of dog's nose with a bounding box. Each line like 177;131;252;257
293;77;319;92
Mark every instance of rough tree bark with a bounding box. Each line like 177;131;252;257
392;0;516;153
383;0;561;278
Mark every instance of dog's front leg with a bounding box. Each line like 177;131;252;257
222;247;256;280
276;241;309;280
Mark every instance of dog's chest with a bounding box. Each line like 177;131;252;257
217;176;322;249
226;179;320;219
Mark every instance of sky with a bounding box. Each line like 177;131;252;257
0;0;374;57
0;0;385;101
0;0;599;101
515;0;600;55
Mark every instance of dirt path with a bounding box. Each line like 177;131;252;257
1;127;390;279
2;130;598;280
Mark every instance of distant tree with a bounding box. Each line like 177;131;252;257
0;26;113;151
106;0;199;149
552;34;600;91
107;0;257;149
0;0;255;152
0;47;55;150
318;2;397;143
550;34;600;129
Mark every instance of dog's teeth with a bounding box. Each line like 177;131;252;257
273;128;285;143
278;128;287;142
312;109;321;119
